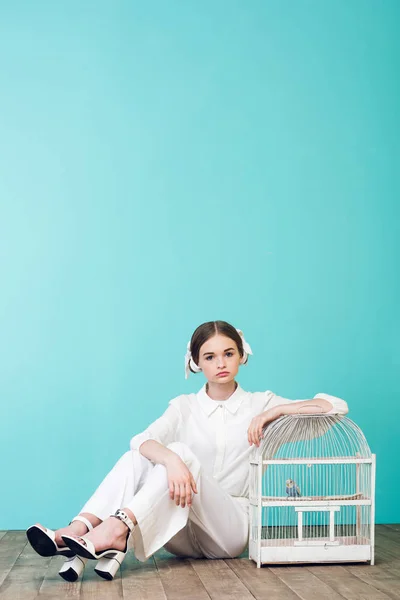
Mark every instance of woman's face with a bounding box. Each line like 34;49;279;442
197;334;242;384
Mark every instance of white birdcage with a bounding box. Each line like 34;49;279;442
249;414;376;567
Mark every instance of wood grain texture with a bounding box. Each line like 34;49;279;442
153;548;210;600
269;565;344;600
343;527;400;600
37;555;82;598
225;558;301;600
121;552;167;599
344;564;400;600
189;556;255;600
80;557;123;600
0;531;52;599
308;564;391;599
385;525;400;533
0;525;399;598
0;531;27;587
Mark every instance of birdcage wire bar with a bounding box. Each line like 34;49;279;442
249;414;375;567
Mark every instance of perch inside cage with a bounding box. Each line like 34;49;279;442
249;414;375;567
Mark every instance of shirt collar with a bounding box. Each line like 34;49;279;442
197;382;246;416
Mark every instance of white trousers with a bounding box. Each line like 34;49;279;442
79;442;249;562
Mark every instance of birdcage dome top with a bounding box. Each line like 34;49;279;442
256;414;371;461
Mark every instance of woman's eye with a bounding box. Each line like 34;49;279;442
206;352;233;361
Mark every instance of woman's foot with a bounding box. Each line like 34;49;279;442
65;517;129;553
33;521;89;548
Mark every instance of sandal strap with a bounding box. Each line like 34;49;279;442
69;515;94;531
111;509;135;533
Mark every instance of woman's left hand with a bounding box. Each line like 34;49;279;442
247;407;280;447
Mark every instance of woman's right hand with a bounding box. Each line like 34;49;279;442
165;454;198;508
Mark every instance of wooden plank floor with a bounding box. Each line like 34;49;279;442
0;525;399;599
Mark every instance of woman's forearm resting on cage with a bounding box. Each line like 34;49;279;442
247;398;339;447
275;398;334;417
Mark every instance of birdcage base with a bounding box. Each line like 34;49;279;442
250;537;371;565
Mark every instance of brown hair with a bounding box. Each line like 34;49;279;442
188;320;247;374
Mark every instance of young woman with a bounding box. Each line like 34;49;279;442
26;320;348;581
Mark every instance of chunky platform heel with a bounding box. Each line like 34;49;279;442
95;509;135;581
57;515;94;581
62;509;135;581
94;555;123;580
58;554;88;582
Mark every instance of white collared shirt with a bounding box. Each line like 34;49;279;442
130;384;348;500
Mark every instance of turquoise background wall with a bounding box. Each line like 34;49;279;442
1;0;399;529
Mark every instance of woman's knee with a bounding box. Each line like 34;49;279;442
117;451;132;465
118;449;148;471
166;442;198;467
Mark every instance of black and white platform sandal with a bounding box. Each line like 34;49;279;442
26;515;93;581
61;509;135;581
58;554;88;582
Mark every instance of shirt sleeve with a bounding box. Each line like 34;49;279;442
129;398;183;452
264;391;349;415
